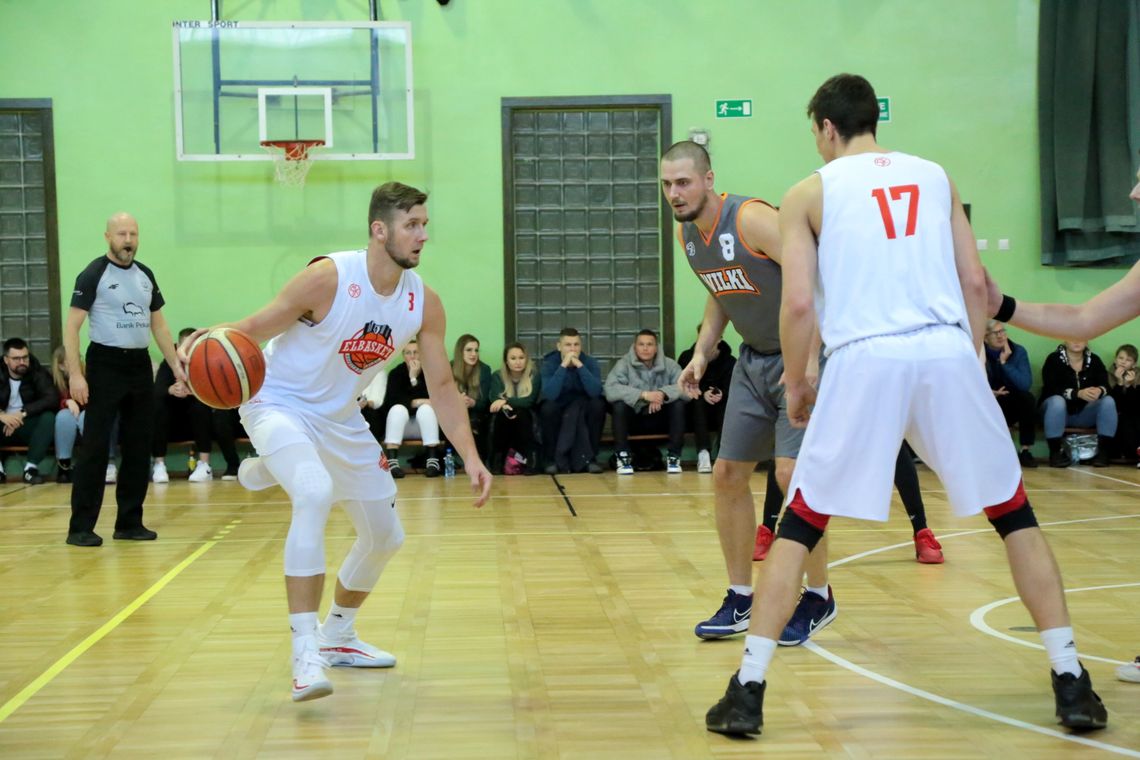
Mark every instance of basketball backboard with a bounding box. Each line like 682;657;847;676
172;21;414;161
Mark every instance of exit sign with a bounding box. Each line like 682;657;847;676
715;99;752;118
878;96;891;123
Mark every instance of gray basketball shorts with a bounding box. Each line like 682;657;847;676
718;345;805;462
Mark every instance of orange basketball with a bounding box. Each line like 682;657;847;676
186;328;266;409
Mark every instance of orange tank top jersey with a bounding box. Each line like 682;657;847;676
252;249;424;424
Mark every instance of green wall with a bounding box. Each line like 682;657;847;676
1;0;1133;377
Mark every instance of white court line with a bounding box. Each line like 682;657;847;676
803;641;1140;758
969;583;1140;666
814;512;1140;756
1067;467;1140;488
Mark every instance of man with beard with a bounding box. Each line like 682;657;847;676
181;182;492;702
65;212;183;547
0;338;59;484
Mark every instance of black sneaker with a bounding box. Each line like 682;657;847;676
221;467;239;481
424;458;441;478
23;468;44;485
57;466;73;483
1018;449;1038;469
1052;667;1107;730
389;462;405;479
66;531;104;547
113;526;158;541
0;470;6;484
586;461;604;474
706;671;765;736
1049;450;1072;468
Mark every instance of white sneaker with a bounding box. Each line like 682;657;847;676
238;457;277;491
697;449;712;473
151;460;169;484
105;462;117;484
291;636;333;702
616;451;634;475
1118;656;1140;683
666;454;682;474
318;628;397;668
188;462;213;483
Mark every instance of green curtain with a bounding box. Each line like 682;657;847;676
1039;0;1140;266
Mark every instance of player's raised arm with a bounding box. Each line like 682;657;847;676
417;286;492;507
178;258;338;362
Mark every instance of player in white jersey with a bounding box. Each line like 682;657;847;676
705;74;1107;736
183;183;492;702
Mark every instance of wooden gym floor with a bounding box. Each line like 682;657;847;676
0;463;1137;759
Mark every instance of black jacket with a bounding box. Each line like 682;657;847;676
1039;345;1109;414
0;353;59;417
677;340;736;395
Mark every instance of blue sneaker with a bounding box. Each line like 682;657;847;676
778;586;837;646
695;589;753;640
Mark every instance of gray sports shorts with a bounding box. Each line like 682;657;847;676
718;344;805;462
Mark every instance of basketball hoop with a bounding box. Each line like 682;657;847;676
261;139;325;186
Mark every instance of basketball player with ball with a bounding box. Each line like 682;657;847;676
182;182;492;702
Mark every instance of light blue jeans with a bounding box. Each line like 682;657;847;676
55;409;120;460
1040;395;1118;439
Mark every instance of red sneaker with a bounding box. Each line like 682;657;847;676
914;528;944;564
753;525;774;561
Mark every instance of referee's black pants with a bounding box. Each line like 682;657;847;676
69;344;155;535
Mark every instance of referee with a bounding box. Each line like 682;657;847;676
64;212;185;547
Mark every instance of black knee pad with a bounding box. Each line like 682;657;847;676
775;509;826;551
988;503;1039;539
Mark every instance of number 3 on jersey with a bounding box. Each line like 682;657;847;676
408;292;415;312
871;184;919;239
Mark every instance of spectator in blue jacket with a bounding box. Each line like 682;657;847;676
539;328;605;474
984;321;1037;468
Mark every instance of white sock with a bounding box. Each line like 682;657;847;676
289;611;319;651
729;585;753;597
1040;626;1081;676
739;635;777;685
322;603;359;638
805;584;829;600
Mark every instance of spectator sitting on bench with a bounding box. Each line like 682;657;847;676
677;324;735;474
152;328;218;483
983;321;1038;468
382;338;442;478
51;345;121;483
1039;339;1117;468
605;329;687;475
539;328;605;474
0;337;58;484
488;342;541;475
452;333;492;458
1108;343;1140;466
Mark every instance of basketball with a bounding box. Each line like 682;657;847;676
186;328;266;409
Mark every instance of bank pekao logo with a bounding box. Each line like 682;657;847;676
339;321;395;374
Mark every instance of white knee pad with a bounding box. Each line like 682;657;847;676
277;453;336;577
337;497;405;592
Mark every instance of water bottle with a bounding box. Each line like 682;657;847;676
443;447;456;478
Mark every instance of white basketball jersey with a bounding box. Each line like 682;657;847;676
814;152;968;353
252;250;424;423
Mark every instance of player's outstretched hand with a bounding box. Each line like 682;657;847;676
466;460;493;508
678;354;707;399
783;378;817;429
177;327;211;365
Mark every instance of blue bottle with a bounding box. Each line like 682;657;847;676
443;447;456;478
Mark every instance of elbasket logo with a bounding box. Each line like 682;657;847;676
339;321;395;374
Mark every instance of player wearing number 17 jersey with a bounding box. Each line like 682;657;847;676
705;73;1107;737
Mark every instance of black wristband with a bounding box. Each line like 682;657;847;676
993;294;1016;323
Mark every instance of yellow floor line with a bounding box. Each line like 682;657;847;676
0;540;217;723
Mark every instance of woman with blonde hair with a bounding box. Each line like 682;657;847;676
488;342;541;474
451;334;492;457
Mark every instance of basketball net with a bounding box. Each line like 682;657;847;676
260;139;325;187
